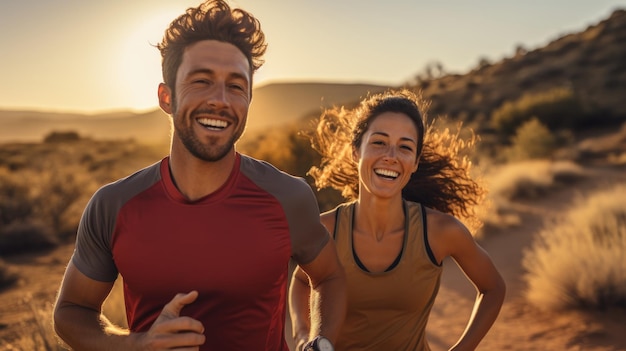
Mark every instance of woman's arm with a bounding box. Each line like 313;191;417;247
429;211;506;351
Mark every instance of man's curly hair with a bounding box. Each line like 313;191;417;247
157;0;267;93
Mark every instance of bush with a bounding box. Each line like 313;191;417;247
0;221;57;255
43;130;82;143
503;118;558;161
0;258;19;289
523;184;626;310
0;167;35;225
488;160;586;202
491;87;587;136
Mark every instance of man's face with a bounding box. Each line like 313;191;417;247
161;40;251;162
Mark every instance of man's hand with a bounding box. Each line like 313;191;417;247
136;291;206;350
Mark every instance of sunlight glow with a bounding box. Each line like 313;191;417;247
116;10;179;111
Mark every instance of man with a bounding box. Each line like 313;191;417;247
53;1;346;350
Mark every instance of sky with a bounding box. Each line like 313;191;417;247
0;0;624;114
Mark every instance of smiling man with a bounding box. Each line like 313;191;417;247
52;1;346;350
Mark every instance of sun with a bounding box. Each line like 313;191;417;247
116;10;182;111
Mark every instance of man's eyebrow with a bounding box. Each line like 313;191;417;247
187;68;248;82
187;68;215;76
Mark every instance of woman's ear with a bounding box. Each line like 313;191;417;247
412;155;420;173
158;83;173;114
352;146;360;163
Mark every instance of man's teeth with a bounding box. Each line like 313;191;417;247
375;169;399;178
198;118;228;129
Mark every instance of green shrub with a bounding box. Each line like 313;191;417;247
523;184;626;310
503;118;557;161
491;87;587;136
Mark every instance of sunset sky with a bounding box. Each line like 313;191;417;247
0;0;623;113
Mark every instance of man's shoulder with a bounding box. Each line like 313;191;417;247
239;154;306;185
92;159;163;202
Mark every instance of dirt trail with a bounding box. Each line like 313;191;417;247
426;164;626;351
1;166;625;351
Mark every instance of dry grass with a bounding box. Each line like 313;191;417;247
0;258;18;289
486;159;586;202
0;278;127;351
523;183;626;310
477;159;587;235
0;295;65;351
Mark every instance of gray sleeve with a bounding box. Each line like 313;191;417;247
283;177;330;265
239;156;329;265
71;160;162;282
71;185;119;282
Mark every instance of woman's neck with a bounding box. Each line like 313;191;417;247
354;195;405;241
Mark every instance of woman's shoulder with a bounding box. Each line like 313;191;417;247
320;201;354;236
424;207;471;240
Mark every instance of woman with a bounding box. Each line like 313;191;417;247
289;89;505;351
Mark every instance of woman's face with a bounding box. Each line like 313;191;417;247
355;112;419;200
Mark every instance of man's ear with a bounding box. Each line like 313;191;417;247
158;83;173;114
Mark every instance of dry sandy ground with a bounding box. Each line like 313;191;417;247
425;164;626;351
1;164;625;350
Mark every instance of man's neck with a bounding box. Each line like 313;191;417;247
168;146;237;201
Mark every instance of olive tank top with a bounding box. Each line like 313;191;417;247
333;200;442;351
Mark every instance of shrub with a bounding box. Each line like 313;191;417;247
503;118;557;161
43;130;82;143
31;170;84;235
491;87;587;136
0;220;57;255
487;160;586;202
0;258;18;289
0;167;35;225
523;184;626;310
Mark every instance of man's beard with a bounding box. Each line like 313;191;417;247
173;110;243;162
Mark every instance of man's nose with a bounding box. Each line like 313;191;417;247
206;84;228;109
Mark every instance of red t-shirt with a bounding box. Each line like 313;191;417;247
72;153;329;350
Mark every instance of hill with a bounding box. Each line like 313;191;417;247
0;82;388;143
0;109;171;144
414;9;626;127
246;82;388;130
1;9;625;143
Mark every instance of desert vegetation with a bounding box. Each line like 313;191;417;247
1;8;626;351
523;183;626;310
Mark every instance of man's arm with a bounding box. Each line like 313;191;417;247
289;265;312;350
53;261;206;350
292;239;346;350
